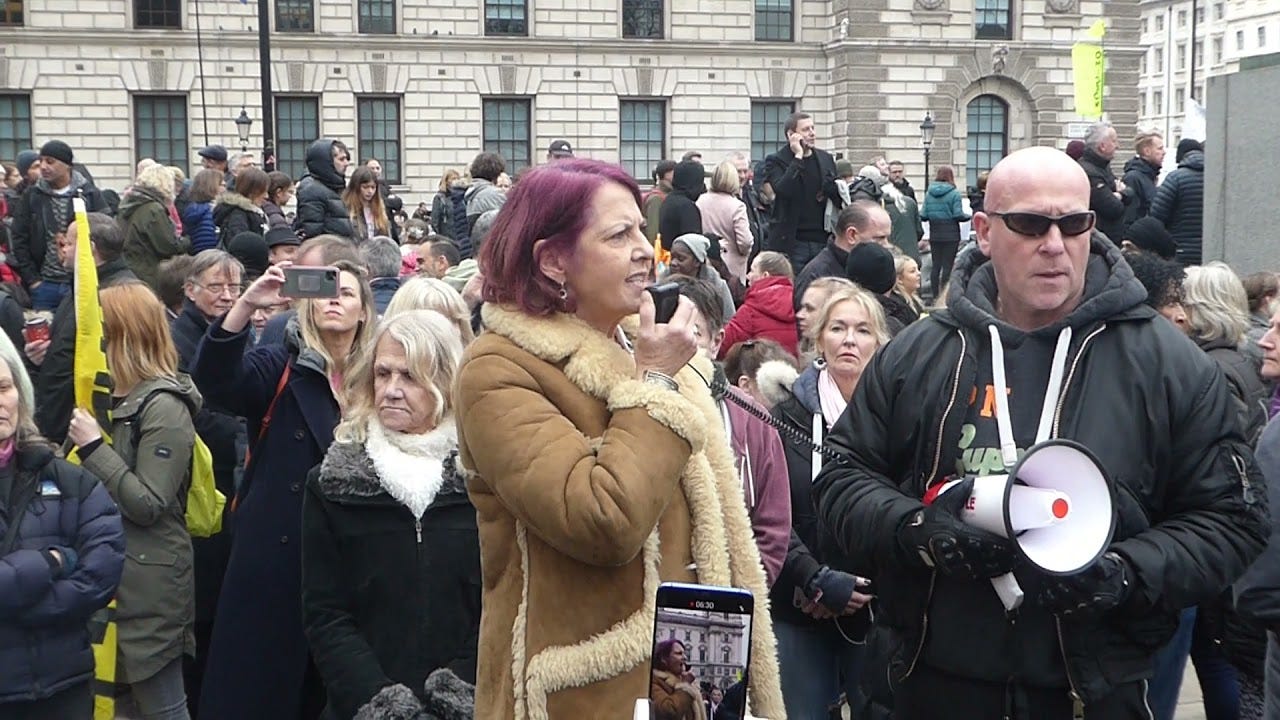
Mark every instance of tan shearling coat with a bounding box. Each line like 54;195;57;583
455;304;785;720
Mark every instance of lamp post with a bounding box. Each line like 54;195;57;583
919;112;936;191
235;109;252;154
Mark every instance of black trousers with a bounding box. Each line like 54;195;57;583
929;240;959;302
895;664;1153;720
0;681;93;720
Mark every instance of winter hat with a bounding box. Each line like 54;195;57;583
1176;138;1203;163
227;231;270;280
1122;217;1177;260
1065;140;1086;161
15;150;38;176
264;225;301;249
835;159;855;179
672;233;711;264
38;140;74;167
844;242;896;295
198;144;229;164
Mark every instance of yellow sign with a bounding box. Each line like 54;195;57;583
1071;42;1106;120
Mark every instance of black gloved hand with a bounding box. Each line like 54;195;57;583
805;566;859;614
1037;551;1133;616
897;476;1016;580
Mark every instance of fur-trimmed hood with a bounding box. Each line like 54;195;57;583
459;304;785;720
317;435;468;507
755;359;800;410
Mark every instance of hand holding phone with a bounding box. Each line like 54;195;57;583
635;288;698;381
646;282;681;324
240;263;289;310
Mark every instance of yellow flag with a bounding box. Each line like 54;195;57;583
1071;42;1106;120
69;197;118;720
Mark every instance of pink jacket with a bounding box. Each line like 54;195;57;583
696;191;753;280
720;387;792;587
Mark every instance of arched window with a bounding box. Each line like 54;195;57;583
966;94;1009;189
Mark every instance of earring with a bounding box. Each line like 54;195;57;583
558;284;568;301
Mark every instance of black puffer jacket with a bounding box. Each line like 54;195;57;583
294;139;354;241
1150;151;1205;265
1078;148;1128;243
213;193;267;246
814;235;1268;705
1121;155;1161;232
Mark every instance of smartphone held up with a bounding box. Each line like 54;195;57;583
646;282;681;325
281;266;340;299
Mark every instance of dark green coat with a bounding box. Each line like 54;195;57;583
119;185;189;289
81;374;201;683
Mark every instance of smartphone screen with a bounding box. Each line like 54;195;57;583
281;266;340;299
649;583;753;720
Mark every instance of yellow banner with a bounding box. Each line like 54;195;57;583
70;197;118;720
1072;42;1106;120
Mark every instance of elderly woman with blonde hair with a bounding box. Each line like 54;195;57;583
384;275;476;346
302;309;479;719
120;163;188;287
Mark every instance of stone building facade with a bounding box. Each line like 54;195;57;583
0;0;1141;196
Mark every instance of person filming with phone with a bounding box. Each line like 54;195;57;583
813;147;1267;719
455;159;784;720
190;259;376;719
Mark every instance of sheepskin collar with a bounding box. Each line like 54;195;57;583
317;427;466;509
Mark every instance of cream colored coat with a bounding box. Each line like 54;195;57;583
455;304;785;720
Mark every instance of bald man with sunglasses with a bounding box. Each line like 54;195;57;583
813;146;1266;719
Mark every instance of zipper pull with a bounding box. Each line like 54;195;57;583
1071;694;1084;719
415;519;422;544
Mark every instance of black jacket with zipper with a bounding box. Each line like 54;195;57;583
813;236;1268;706
301;438;480;720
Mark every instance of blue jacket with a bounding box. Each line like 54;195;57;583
182;201;218;254
0;444;125;703
920;181;969;244
191;318;341;719
371;276;401;316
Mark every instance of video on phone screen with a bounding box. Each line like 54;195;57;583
650;606;751;720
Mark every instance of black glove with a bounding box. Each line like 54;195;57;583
41;545;79;578
805;566;859;614
897;476;1016;580
1037;551;1133;616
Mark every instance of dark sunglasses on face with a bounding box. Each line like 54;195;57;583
989;211;1096;237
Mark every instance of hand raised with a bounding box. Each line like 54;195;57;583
634;292;698;381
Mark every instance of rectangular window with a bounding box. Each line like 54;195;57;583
1213;36;1223;63
1177;9;1186;27
276;0;313;31
1;0;21;26
975;0;1012;40
275;96;319;183
1154;45;1164;72
135;0;179;28
356;97;401;183
1140;52;1147;76
1155;14;1164;32
619;100;665;182
1195;40;1204;67
1195;6;1203;24
1177;43;1186;69
750;101;794;166
357;0;394;34
622;0;663;39
1259;26;1267;47
1153;90;1163;115
0;94;32;164
481;98;531;174
754;0;792;42
1214;2;1223;21
1140;17;1147;35
1237;29;1245;50
485;0;526;35
133;94;187;167
1175;88;1185;113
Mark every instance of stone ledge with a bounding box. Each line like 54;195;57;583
911;10;952;24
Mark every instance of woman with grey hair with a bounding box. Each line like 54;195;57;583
0;331;125;717
385;276;476;346
301;310;479;719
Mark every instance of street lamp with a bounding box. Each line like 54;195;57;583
235;109;252;154
919;111;936;191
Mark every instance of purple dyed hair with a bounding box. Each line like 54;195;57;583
480;159;642;317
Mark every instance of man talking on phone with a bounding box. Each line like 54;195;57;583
762;112;841;272
813;147;1266;719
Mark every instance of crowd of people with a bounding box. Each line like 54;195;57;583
0;111;1276;720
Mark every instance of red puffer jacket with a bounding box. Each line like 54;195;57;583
717;275;798;358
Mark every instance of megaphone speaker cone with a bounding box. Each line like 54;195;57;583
1007;440;1117;576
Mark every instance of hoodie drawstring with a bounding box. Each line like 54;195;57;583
986;324;1073;469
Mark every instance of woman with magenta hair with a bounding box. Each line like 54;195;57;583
454;159;784;719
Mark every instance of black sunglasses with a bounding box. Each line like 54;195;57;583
989;211;1096;237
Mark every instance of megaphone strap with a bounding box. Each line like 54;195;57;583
986;325;1074;470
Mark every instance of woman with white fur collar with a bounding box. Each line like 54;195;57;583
301;310;480;720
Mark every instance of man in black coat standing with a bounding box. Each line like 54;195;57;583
1121;131;1165;233
1150;139;1206;266
657;159;705;251
762;112;842;272
814;147;1266;719
1077;121;1130;244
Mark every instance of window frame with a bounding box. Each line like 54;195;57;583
1258;25;1267;48
356;95;403;184
481;97;533;175
0;0;21;26
134;0;181;29
621;0;663;39
357;0;396;34
274;95;321;184
1176;42;1186;70
753;0;794;43
618;99;667;182
0;94;33;165
750;100;795;166
974;0;1013;41
132;93;188;168
1212;36;1223;64
965;94;1009;189
485;0;528;36
1237;29;1245;51
1153;89;1164;115
275;0;314;32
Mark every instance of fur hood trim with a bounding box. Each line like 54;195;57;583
755;359;800;410
318;436;467;503
214;192;265;214
479;304;784;720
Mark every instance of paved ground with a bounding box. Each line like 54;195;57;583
1177;664;1208;719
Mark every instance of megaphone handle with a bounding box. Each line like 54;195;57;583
991;572;1024;611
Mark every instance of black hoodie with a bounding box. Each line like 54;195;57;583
293;138;355;241
1120;155;1160;230
657;160;705;250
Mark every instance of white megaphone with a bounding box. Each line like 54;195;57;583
934;439;1116;611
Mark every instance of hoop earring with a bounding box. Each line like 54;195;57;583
558;284;568;301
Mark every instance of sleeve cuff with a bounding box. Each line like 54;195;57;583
606;378;707;454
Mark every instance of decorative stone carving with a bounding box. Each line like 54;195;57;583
914;0;946;10
992;44;1009;74
1046;0;1079;13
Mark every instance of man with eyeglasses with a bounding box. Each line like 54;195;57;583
293;138;355;241
814;146;1266;719
792;199;891;309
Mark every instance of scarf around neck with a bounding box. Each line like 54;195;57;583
817;367;848;428
364;417;457;518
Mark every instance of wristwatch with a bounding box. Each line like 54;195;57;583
642;370;679;392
